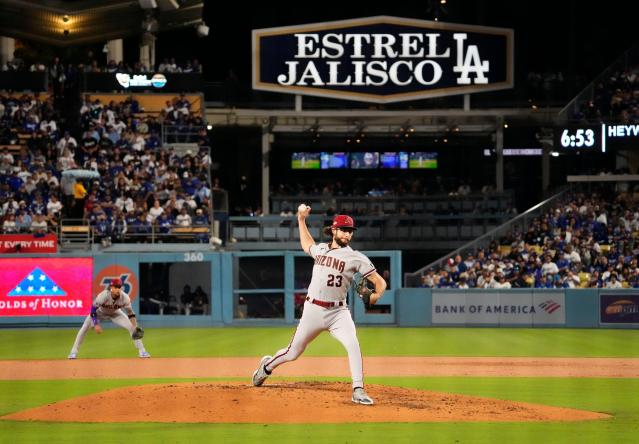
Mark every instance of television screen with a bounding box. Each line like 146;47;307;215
409;152;438;169
350;152;379;169
320;152;348;169
291;152;320;169
380;152;408;169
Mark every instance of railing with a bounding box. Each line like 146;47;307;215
0;72;47;91
55;218;214;247
94;224;212;245
162;123;205;144
229;213;510;245
271;192;514;216
403;188;569;287
203;81;570;110
59;219;92;250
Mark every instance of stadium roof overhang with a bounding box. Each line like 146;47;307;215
205;107;561;135
0;0;204;46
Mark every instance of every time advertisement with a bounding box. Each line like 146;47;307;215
432;291;566;325
0;258;93;316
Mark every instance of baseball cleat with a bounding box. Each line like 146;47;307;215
139;351;151;358
352;387;374;405
67;352;77;360
252;355;272;386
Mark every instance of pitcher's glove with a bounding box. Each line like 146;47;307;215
131;326;144;340
355;277;375;308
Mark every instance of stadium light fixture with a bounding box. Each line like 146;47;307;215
197;23;210;37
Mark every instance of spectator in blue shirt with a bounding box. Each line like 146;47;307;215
192;208;208;226
7;173;23;192
145;131;161;150
157;213;172;235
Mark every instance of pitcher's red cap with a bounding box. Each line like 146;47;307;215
110;278;123;288
331;214;356;230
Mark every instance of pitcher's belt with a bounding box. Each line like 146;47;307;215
306;296;345;308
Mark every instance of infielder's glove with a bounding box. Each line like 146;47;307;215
355;277;375;308
131;326;144;340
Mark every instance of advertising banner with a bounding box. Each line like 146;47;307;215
83;73;203;92
0;258;93;316
432;291;565;325
0;234;58;253
600;294;639;324
253;16;513;103
0;72;47;91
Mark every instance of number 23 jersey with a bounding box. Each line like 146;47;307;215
307;243;375;302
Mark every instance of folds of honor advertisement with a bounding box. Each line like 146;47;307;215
0;258;93;316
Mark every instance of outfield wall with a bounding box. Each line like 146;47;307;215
396;289;638;329
0;251;636;329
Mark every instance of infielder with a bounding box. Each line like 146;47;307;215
252;204;386;405
68;278;150;359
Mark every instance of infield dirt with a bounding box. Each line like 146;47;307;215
0;356;625;424
1;381;610;423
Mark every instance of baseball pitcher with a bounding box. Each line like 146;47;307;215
68;278;150;359
252;204;386;405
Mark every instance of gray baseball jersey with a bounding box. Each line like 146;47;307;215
93;290;133;316
307;243;375;302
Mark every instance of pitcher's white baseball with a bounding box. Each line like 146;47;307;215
298;204;308;213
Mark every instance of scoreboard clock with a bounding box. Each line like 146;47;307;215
554;125;603;152
554;123;639;153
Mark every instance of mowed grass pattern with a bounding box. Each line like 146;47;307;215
0;327;637;359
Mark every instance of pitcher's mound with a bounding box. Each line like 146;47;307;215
2;382;609;423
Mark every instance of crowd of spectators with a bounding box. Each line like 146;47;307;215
421;191;639;289
78;93;206;144
261;179;514;219
2;54;204;99
526;70;566;104
572;64;639;124
272;178;499;200
0;92;213;244
1;55;202;74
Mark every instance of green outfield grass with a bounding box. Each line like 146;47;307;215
0;328;637;443
0;327;636;359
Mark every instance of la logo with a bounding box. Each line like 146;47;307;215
453;33;489;85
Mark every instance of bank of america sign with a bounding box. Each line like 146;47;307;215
252;16;513;103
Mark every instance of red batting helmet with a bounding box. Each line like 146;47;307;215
110;278;123;288
331;214;357;230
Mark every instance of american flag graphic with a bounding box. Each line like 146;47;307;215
538;300;561;314
8;267;67;297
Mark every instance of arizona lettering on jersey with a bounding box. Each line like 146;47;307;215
93;289;132;315
307;243;375;302
314;254;346;273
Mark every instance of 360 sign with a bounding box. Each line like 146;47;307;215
253;16;514;103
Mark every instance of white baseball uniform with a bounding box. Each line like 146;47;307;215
69;289;148;356
264;242;375;389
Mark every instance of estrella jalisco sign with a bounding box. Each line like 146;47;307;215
253;16;513;103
